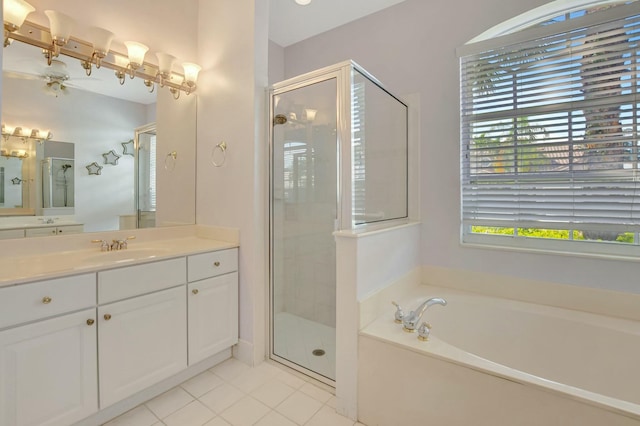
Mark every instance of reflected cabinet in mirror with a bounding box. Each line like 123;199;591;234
0;40;197;239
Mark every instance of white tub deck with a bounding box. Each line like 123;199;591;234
359;285;640;425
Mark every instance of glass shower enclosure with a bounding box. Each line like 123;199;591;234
269;61;408;384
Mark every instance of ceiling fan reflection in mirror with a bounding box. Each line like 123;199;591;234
5;57;81;97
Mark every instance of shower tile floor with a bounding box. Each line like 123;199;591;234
273;312;336;381
103;358;364;426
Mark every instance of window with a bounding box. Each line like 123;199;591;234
459;2;640;256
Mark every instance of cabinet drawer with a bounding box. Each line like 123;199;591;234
98;258;186;304
25;226;57;238
0;274;96;329
188;248;238;282
0;229;24;240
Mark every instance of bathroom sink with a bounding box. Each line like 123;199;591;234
80;247;172;264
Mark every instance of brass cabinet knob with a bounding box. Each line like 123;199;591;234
213;261;221;267
86;319;95;326
42;296;52;304
192;289;199;295
104;314;112;321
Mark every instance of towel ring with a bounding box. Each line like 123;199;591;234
164;151;177;171
211;141;227;167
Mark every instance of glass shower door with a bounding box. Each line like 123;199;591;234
271;77;337;382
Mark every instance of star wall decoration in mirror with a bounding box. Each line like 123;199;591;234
86;162;103;175
122;139;135;156
11;177;22;185
103;149;121;165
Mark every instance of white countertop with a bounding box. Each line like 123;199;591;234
0;235;237;287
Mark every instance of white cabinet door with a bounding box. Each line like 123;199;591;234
98;286;187;408
0;309;98;426
188;272;238;365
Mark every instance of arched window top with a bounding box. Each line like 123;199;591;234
467;0;636;44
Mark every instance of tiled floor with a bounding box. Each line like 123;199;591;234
273;312;336;380
103;358;365;426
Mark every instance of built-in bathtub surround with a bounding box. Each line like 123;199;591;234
358;284;640;425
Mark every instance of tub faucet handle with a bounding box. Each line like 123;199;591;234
391;301;405;324
417;322;432;341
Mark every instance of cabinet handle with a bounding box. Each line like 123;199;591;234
192;289;199;295
42;296;52;304
87;319;95;326
213;261;221;267
104;314;112;321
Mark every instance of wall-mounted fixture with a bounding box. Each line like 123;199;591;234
86;162;103;175
1;149;28;158
2;124;53;143
3;1;202;99
102;150;121;166
122;139;135;156
3;0;34;47
295;0;312;5
211;141;227;167
164;151;177;171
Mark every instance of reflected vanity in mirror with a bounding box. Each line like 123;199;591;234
1;32;197;239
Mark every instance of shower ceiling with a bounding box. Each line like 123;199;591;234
269;0;409;47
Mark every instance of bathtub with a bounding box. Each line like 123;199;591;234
358;286;640;426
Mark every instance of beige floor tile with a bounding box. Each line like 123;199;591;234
253;410;298;426
274;369;307;389
162;400;215;426
103;405;158;426
250;378;296;408
145;386;194;419
209;358;251;382
275;391;322;425
181;370;225;398
305;405;355;426
298;382;332;403
203;417;231;426
219;396;270;426
199;383;245;414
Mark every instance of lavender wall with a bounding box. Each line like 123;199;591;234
279;0;640;295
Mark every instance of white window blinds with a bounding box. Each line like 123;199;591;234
460;7;640;235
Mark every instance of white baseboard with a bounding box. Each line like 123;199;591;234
232;338;255;366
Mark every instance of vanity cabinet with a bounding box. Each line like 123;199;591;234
0;274;97;426
24;224;84;238
187;249;239;365
97;259;188;408
0;245;238;425
98;286;187;408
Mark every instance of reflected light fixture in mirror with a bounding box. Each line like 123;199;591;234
295;0;312;5
156;52;176;88
124;41;149;78
82;26;115;76
3;0;34;46
43;10;75;65
113;54;129;85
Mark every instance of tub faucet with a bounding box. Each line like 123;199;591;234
402;297;447;332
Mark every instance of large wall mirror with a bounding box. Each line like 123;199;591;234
0;39;197;239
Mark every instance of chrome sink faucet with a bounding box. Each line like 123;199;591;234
91;236;136;251
111;236;136;250
401;297;447;332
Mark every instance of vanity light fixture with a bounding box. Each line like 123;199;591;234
156;52;176;88
3;0;35;47
295;0;312;5
113;54;129;85
2;124;53;143
43;10;75;66
81;26;114;76
170;62;201;99
124;41;149;78
4;8;202;100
